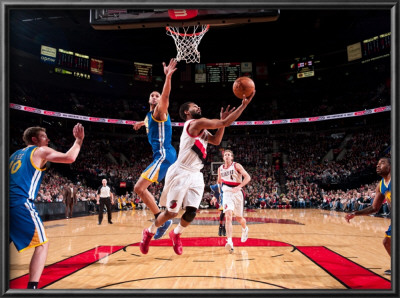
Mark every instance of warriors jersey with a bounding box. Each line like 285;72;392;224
219;162;242;187
144;111;174;155
176;119;210;171
379;178;391;209
9;146;46;207
141;111;177;183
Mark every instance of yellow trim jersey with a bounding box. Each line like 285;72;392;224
9;146;46;207
141;111;177;183
379;178;391;209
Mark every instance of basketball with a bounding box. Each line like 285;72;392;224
232;76;255;99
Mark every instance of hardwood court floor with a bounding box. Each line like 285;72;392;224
9;208;392;290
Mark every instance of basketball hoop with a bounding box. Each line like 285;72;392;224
166;25;209;63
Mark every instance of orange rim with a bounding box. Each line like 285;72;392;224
166;24;209;37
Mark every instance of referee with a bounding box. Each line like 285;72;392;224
96;179;115;225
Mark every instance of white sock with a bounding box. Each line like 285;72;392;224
174;223;185;234
227;237;233;244
242;226;247;231
149;223;157;234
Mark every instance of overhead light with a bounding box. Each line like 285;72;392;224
22;17;42;22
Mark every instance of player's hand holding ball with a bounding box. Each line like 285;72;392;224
233;76;256;106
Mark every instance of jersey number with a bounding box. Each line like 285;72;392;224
10;160;22;174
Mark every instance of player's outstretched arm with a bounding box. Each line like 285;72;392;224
195;90;255;143
209;103;243;145
35;123;84;164
133;121;145;130
155;58;178;116
345;183;384;222
197;90;255;129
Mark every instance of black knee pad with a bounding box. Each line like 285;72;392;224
182;206;197;222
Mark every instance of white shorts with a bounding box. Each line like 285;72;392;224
222;185;244;216
159;163;205;212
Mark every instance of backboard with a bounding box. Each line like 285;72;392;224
89;9;280;30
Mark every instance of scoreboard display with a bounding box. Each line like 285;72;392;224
57;49;74;68
362;32;391;58
56;49;91;79
74;52;90;72
134;62;152;82
206;62;241;83
296;56;315;79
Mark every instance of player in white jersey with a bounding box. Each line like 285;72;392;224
218;149;251;253
139;91;255;255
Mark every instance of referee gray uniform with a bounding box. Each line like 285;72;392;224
97;182;114;224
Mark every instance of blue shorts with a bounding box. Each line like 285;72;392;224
210;184;223;210
385;225;391;237
10;199;48;252
218;197;224;211
141;149;177;183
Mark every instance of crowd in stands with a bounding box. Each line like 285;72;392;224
18;120;390;219
320;182;390;216
9;45;392;221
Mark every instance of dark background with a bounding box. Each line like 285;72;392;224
9;8;390;109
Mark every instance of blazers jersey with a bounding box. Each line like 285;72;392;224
176;119;210;171
379;178;391;208
9;146;46;207
219;162;242;187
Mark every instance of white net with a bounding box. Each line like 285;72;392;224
166;25;209;63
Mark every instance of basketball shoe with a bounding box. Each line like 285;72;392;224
225;241;234;254
139;228;154;254
169;230;183;255
218;225;223;236
154;220;173;240
241;226;249;242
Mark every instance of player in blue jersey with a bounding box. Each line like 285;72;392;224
9;123;84;288
345;157;391;275
133;58;178;240
210;183;226;236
